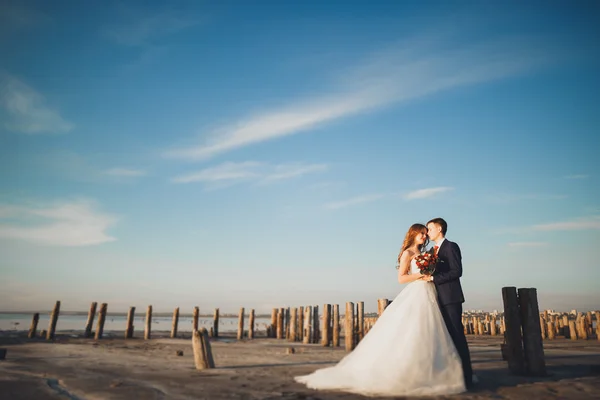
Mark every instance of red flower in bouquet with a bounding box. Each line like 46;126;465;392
414;250;439;276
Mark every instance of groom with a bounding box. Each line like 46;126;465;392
425;217;474;388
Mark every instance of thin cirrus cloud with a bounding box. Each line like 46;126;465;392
403;187;453;200
164;36;555;161
170;161;327;187
103;167;147;178
0;200;117;247
324;194;384;210
0;73;73;134
531;217;600;231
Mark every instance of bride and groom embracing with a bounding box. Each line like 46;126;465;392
295;217;475;397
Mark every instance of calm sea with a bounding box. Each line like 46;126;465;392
0;313;272;333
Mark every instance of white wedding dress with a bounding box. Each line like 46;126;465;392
294;259;466;397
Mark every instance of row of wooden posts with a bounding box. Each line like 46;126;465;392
28;302;223;341
27;299;599;348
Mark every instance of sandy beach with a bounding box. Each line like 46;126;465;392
1;330;600;400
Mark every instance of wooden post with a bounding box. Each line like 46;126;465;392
270;308;278;338
213;308;219;338
578;315;588;340
547;321;555;340
84;302;97;338
192;307;199;332
303;306;312;344
357;301;364;341
289;308;297;342
171;307;180;338
247;308;255;339
569;320;578;340
478;320;484;336
46;301;61;341
595;311;600;341
285;307;291;339
297;306;304;341
28;313;39;338
490;317;497;336
322;304;331;346
345;302;355;351
144;305;152;340
518;288;546;376
312;305;320;344
192;328;215;369
237;307;245;340
501;287;525;375
586;312;593;336
377;298;389;316
539;315;547;340
95;303;107;340
332;304;340;347
125;306;135;339
276;308;284;339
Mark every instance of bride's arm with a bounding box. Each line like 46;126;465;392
397;250;425;284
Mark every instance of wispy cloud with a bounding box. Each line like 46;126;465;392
0;73;73;134
164;36;555;161
171;161;327;188
507;242;548;248
324;194;384;210
564;174;589;180
531;217;600;231
403;187;453;200
172;161;261;184
0;199;117;246
103;167;147;178
261;163;328;183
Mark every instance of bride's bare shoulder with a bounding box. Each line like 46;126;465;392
400;249;417;260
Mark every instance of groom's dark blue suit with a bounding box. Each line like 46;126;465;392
433;238;473;388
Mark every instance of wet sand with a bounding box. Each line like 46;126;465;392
1;331;599;399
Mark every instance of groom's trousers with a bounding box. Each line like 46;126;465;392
439;303;473;387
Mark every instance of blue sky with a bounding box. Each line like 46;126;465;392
1;1;599;314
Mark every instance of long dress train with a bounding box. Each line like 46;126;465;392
294;259;466;397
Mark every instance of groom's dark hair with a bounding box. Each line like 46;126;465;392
427;217;447;235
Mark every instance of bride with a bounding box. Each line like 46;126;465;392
294;223;466;397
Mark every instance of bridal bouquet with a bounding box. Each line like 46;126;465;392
414;249;439;276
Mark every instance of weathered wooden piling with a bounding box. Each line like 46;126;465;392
332;304;340;347
144;305;152;340
213;308;219;338
171;307;180;338
547;321;555;340
125;306;135;339
192;307;199;332
237;307;245;340
518;288;546;376
276;308;284;339
248;309;255;339
270;308;278;338
312;305;320;344
377;299;389;316
285;307;291;339
84;302;97;338
502;287;525;374
46;301;61;340
297;306;304;341
28;313;39;338
322;304;331;346
289;308;297;342
303;306;312;344
345;302;355;351
356;301;364;342
95;303;108;340
192;328;215;369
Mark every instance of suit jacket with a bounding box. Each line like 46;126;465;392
433;238;465;306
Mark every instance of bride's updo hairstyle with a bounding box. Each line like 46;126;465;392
396;223;428;268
